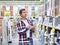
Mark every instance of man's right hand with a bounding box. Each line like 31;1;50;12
27;24;31;29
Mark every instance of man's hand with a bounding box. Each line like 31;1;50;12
27;24;31;29
30;27;35;32
27;24;35;32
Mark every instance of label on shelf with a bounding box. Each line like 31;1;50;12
4;10;10;16
51;27;55;33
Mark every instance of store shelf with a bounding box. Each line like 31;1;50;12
55;27;60;31
40;23;60;32
0;1;41;5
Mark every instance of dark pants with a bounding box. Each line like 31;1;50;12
26;30;33;45
27;38;33;45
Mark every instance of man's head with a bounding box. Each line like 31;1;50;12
19;9;27;18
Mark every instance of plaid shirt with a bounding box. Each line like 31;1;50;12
16;19;33;33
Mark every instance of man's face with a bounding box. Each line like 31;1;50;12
21;10;27;18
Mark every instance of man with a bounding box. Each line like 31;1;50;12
16;9;35;45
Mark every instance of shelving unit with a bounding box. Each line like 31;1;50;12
0;0;60;45
38;0;60;45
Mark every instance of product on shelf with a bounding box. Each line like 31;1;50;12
4;10;10;16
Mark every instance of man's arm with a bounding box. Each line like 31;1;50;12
16;21;28;33
29;20;35;32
